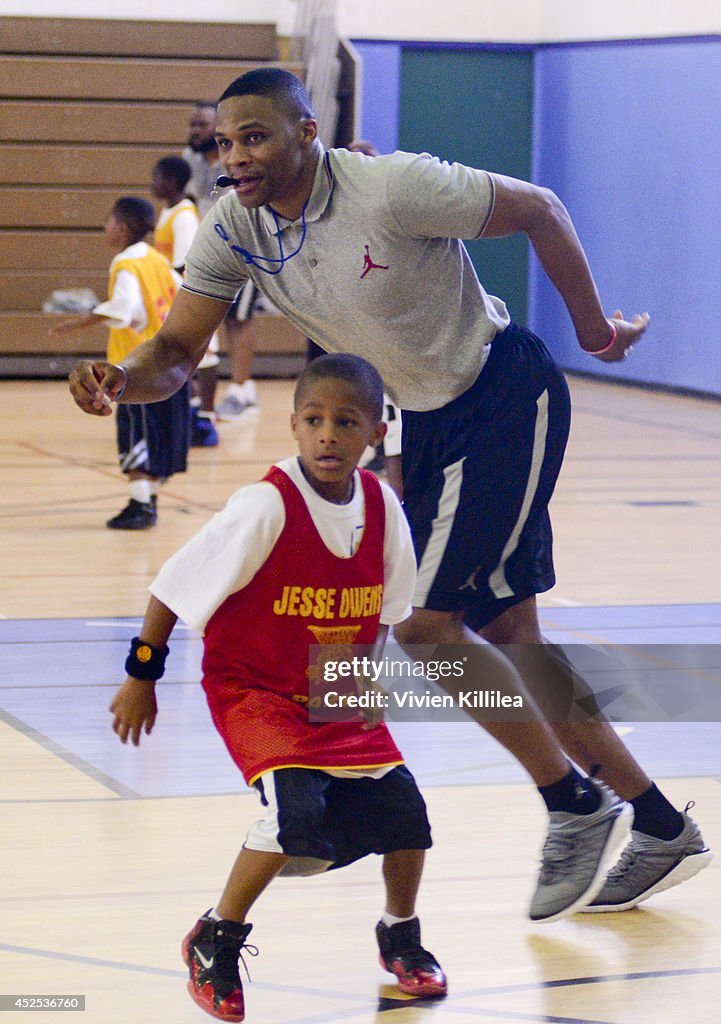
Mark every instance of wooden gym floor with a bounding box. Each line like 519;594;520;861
0;376;719;1023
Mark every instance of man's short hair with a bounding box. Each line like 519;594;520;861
111;197;156;243
219;68;315;121
294;353;385;422
153;156;192;191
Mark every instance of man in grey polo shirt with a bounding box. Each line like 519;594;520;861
70;69;709;928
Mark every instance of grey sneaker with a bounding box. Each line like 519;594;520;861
216;385;257;422
530;782;632;923
216;393;251;421
580;808;712;913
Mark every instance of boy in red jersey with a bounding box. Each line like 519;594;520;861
109;353;447;1021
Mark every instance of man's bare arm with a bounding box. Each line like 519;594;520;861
69;289;231;415
484;173;649;360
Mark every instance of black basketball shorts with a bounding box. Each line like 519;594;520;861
245;765;432;875
401;322;571;630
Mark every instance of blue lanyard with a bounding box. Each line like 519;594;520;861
214;202;308;276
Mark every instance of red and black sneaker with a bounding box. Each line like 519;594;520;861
376;917;447;998
181;911;257;1021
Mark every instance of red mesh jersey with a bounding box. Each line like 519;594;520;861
201;467;403;784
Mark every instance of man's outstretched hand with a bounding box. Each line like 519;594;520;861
587;310;651;363
69;360;127;416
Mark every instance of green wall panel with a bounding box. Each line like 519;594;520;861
399;48;533;323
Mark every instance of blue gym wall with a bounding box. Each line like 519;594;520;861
530;38;721;394
354;41;534;325
353;36;721;397
353;41;401;157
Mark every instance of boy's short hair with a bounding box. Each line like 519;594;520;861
219;68;315;121
112;197;156;243
294;353;385;421
153;156;192;191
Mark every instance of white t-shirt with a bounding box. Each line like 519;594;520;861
93;242;149;330
93;242;182;330
155;201;200;270
150;456;417;634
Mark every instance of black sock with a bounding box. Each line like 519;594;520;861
631;783;684;840
539;765;601;815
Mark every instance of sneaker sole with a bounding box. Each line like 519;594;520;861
106;521;156;529
531;802;634;924
579;847;713;913
378;955;448;998
181;936;245;1023
185;982;245;1023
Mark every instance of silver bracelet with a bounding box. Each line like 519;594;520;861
114;364;129;401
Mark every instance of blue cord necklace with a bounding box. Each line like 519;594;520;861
214;202;309;276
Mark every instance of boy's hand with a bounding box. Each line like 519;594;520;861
356;674;386;730
49;317;83;336
110;678;158;746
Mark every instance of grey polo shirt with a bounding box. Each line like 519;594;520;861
183;147;510;411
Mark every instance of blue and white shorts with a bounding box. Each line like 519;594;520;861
401;322;571;630
115;382;191;479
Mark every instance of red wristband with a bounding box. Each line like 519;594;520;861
588;322;617;356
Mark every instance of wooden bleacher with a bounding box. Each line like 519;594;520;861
0;16;306;370
0;16;280;59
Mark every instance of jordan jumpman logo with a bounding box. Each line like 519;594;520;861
360;244;389;279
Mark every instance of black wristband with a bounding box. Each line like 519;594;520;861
125;636;169;682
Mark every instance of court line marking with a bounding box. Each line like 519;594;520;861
383;1007;614;1023
571;403;721;441
254;965;721;1023
456;965;721;997
564;455;721;462
0;868;538;906
2;940;719;1014
0;707;140;799
422;1010;616;1023
0;942;383;1003
84;620;194;630
530;631;721;688
12;440;261;516
1;606;719;636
